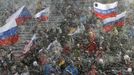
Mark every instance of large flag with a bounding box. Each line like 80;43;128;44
0;20;19;46
23;34;36;54
103;11;126;32
94;1;118;19
34;7;50;21
6;6;32;25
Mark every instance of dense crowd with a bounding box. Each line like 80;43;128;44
0;25;133;75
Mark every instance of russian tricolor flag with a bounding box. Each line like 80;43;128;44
0;20;19;46
34;7;50;21
6;6;32;25
103;11;126;32
23;34;36;54
94;1;118;19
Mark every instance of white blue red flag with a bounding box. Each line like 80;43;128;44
34;7;50;21
94;1;118;19
6;6;32;25
103;11;126;25
103;11;126;32
0;20;19;46
23;34;36;54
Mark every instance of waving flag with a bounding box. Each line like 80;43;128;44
6;6;32;25
94;1;118;19
23;34;36;54
0;20;19;46
103;11;126;32
34;7;50;21
103;11;126;25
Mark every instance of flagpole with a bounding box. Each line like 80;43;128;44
22;0;42;54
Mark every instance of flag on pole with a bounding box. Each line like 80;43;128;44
102;11;126;32
6;6;32;25
34;7;50;21
94;1;118;19
0;20;19;46
23;34;36;54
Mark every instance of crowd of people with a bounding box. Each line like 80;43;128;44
0;25;133;75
